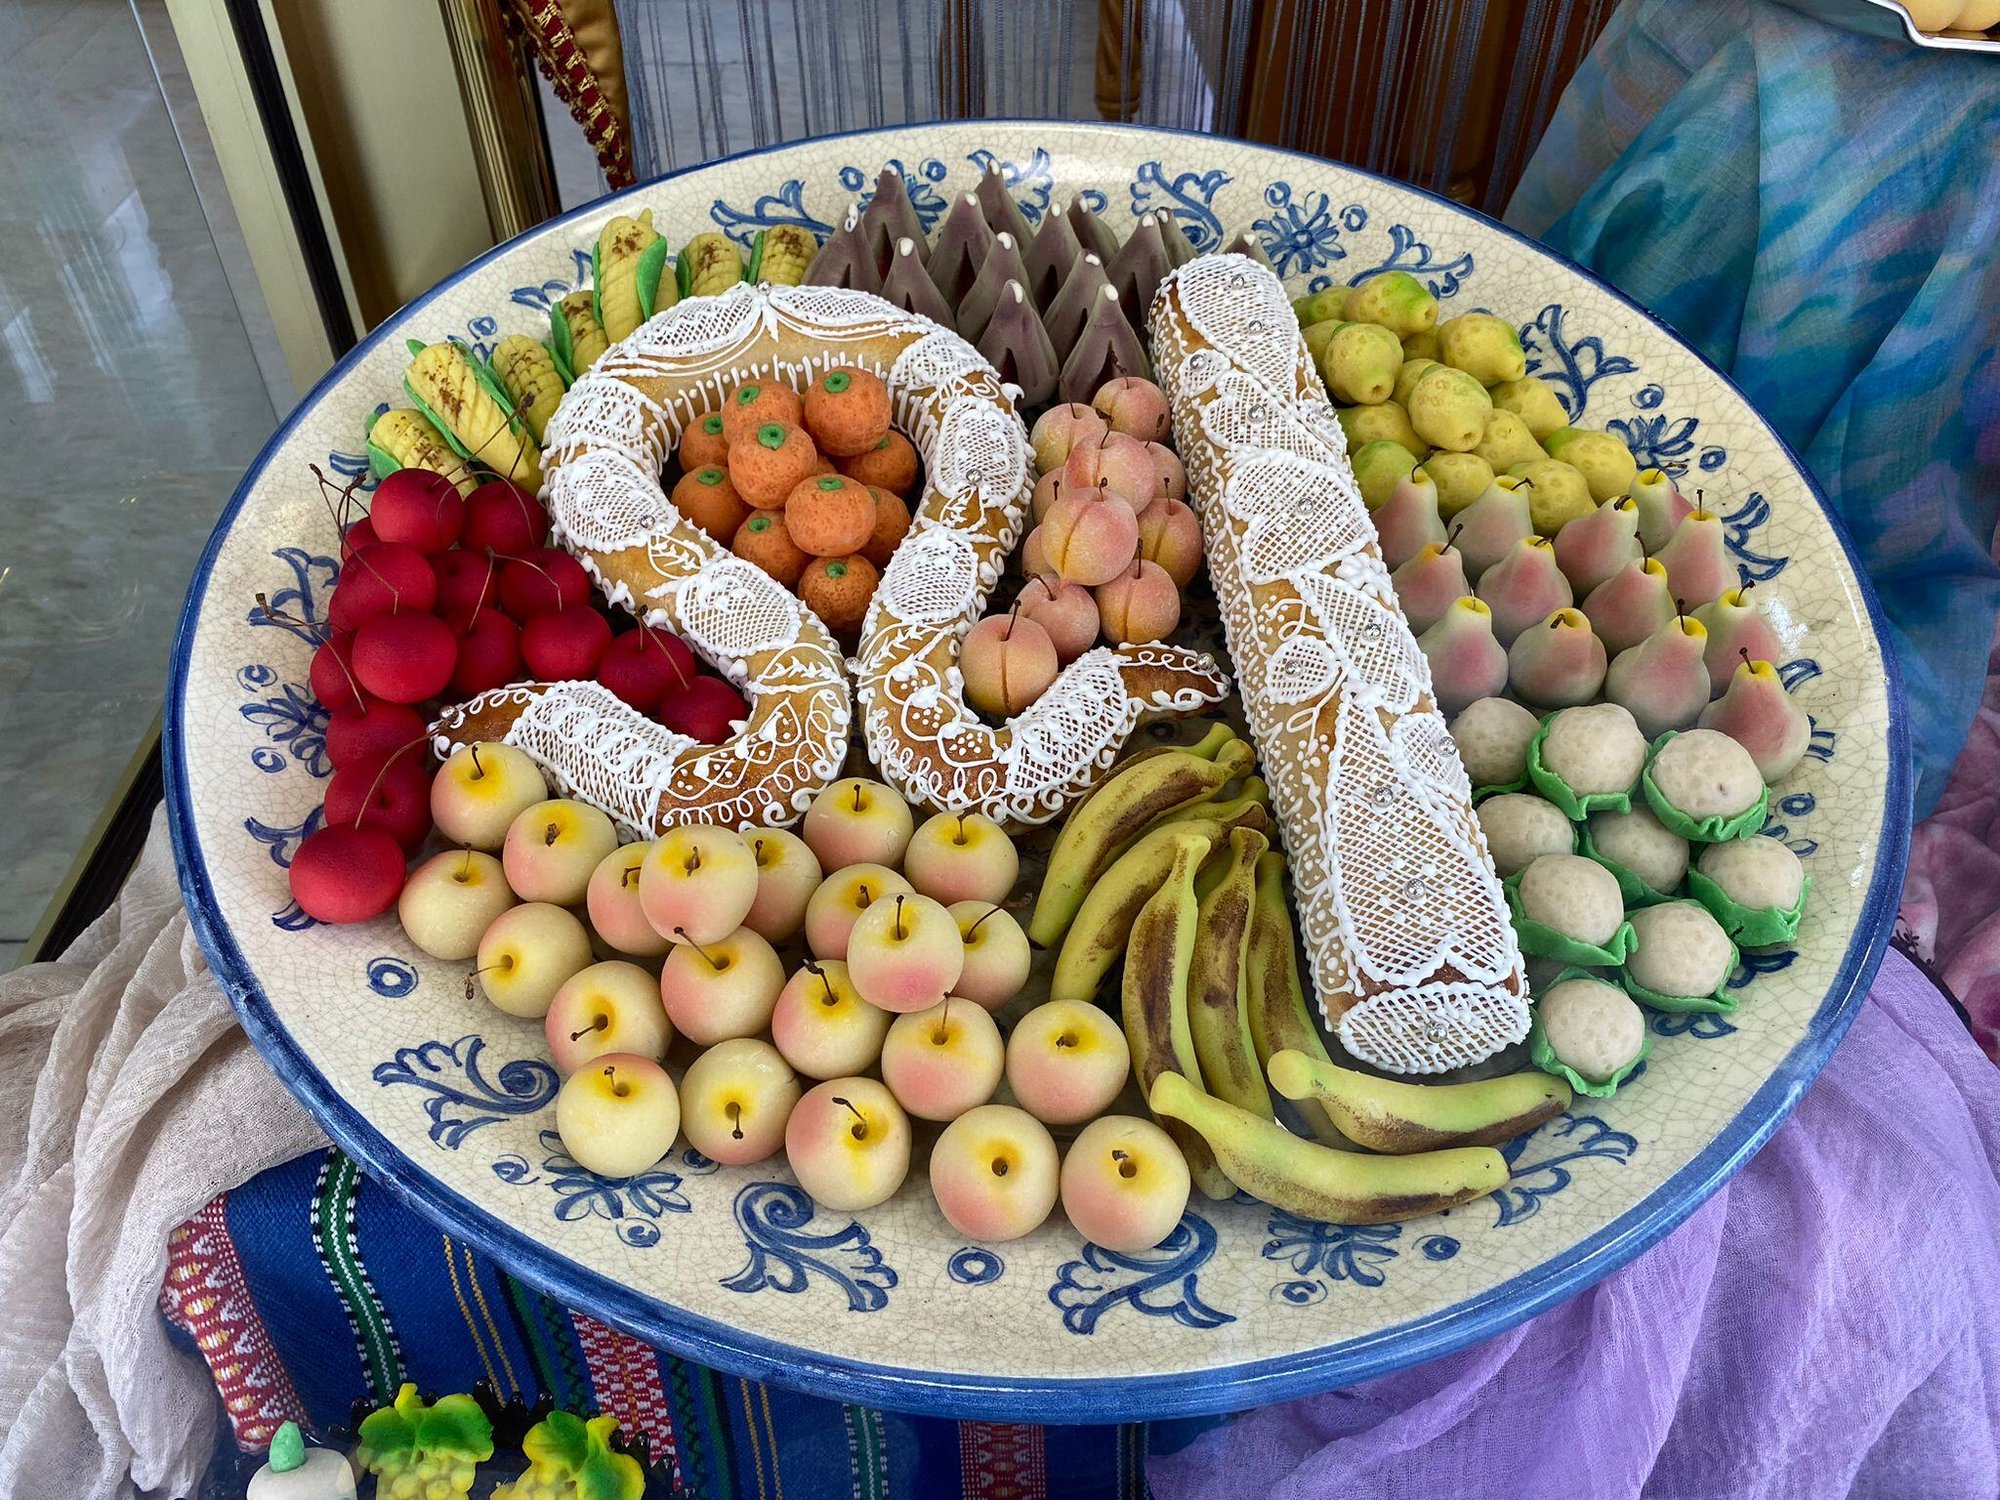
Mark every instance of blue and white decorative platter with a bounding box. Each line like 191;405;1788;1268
166;123;1908;1421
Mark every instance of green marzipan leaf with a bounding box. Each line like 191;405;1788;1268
636;236;671;320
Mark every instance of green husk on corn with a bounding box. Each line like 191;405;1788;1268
551;291;610;382
365;407;476;494
747;225;818;286
488;334;565;444
677;231;745;299
593;209;671;341
404;338;543;490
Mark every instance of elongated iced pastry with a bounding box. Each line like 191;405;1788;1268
1150;255;1529;1073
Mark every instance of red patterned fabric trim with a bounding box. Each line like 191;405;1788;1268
568;1310;679;1471
159;1197;310;1450
511;0;634;187
959;1421;1049;1500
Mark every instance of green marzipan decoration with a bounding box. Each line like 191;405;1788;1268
1505;871;1636;965
356;1384;494;1480
1529;967;1651;1099
746;229;768;282
1640;730;1772;842
548;307;577;386
497;1411;645;1500
268;1422;305;1474
1687;865;1811;946
1576;820;1684;908
1525;715;1637;820
1471;774;1532;801
1622;965;1740;1015
635;236;671;321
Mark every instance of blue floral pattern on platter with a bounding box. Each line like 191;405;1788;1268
723;1182;898;1312
171;125;1901;1421
494;1130;691;1249
1050;1213;1234;1335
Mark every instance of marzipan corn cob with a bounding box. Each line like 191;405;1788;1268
747;225;818;285
365;407;475;494
488;334;565;444
404;338;543;490
552;290;610;381
593;209;671;341
678;231;745;299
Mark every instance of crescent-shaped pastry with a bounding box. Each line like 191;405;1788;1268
432;281;1224;835
1150;255;1529;1074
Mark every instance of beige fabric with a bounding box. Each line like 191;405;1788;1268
0;808;324;1500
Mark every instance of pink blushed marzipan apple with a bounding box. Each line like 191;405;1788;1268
743;828;822;942
785;1077;910;1212
803;862;912;960
801;777;913;871
544;960;673;1074
903;811;1019;907
770;959;893;1079
930;1104;1059;1242
638;825;758;946
397;849;515;960
879;998;1003;1121
1059;1114;1190;1252
948;901;1031;1010
585;843;672;958
680;1037;800;1166
554;1053;680;1179
659;927;785;1045
501;798;619;907
430;742;547;850
847;892;965;1013
473;902;593;1018
1005;999;1131;1126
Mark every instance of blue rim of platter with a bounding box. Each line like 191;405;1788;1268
165;120;1911;1422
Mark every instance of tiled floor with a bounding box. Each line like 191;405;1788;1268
0;0;277;962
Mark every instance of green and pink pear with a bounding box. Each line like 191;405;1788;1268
1418;597;1509;716
1653;508;1732;608
1605;615;1712;738
1475;535;1574;645
1699;657;1811;782
1581;557;1675;655
1629;468;1693;553
1693;587;1784;696
1451;477;1536;580
1373;470;1446;570
1553;497;1643;595
1508;608;1607;709
1390;542;1471;634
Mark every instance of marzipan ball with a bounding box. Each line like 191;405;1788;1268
1649;728;1765;822
729;422;820;508
1478;794;1574;877
1587;806;1689;896
1697;838;1805;912
799;554;880;634
837;428;919;495
1518;852;1625;947
1541;702;1648;799
1539;976;1646;1084
802;366;892;456
678;410;730;471
1626;901;1734;999
1451;696;1540;788
722;379;804;447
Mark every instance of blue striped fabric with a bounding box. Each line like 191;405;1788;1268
1509;0;2000;817
203;1148;1147;1497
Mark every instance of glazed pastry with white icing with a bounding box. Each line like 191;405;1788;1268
1150;253;1529;1074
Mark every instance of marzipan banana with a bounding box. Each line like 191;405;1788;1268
1150;1072;1510;1224
1185;826;1273;1118
1242;852;1349;1148
1267;1051;1571;1154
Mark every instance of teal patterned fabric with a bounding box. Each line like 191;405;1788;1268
1508;0;2000;817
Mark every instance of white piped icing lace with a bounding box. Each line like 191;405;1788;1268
1151;255;1528;1074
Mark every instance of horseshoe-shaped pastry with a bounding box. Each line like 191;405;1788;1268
432;280;1225;834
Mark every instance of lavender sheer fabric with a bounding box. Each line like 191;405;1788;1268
1150;948;2000;1499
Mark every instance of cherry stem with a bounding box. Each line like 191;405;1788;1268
673;929;724;969
352;735;430;832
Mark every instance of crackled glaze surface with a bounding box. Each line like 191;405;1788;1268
166;123;1905;1421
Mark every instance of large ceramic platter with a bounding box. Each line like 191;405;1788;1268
166;122;1907;1421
